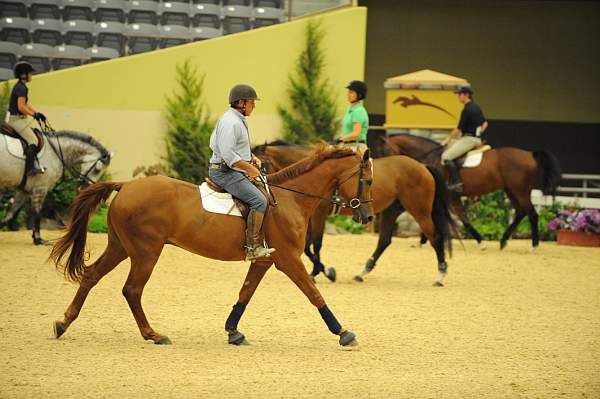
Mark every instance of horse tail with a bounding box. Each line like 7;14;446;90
427;166;457;257
533;151;562;195
49;182;123;282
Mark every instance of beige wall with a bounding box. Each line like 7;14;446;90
26;7;367;179
360;0;600;123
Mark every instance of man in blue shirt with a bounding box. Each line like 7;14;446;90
208;84;275;261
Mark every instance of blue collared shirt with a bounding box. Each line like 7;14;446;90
209;108;252;170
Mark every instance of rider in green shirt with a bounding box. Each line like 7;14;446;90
337;80;369;153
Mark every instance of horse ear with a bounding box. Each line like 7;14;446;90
362;149;370;161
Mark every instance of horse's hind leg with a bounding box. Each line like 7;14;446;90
54;231;128;339
122;246;169;344
308;209;336;282
500;190;527;250
225;260;273;345
354;201;403;282
451;197;484;247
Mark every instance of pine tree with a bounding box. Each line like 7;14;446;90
0;81;11;124
278;19;339;144
164;60;215;183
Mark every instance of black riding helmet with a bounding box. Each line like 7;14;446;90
346;80;367;100
13;61;35;79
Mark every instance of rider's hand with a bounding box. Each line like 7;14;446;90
248;166;261;179
33;112;46;122
252;156;262;169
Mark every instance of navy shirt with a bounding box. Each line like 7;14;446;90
457;101;486;136
9;81;28;116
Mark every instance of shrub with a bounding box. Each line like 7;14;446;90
327;215;366;234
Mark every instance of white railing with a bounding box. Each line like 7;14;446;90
532;174;600;209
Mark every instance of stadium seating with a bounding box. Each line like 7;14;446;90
0;0;287;78
63;19;95;47
32;18;64;46
52;43;89;69
0;17;32;44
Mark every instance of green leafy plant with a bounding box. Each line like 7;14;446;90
327;215;367;234
164;59;215;184
278;19;339;144
0;81;11;125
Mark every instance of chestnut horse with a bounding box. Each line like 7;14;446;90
373;134;561;250
254;142;456;286
49;146;373;347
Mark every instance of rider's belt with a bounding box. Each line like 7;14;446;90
209;162;228;169
9;114;26;119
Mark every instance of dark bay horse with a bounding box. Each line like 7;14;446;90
375;134;561;250
255;142;456;286
49;146;373;347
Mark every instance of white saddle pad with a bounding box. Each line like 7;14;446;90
2;134;46;160
199;182;243;217
463;145;491;168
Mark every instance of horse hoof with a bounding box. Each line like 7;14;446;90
530;246;538;253
477;241;487;251
325;267;337;282
500;241;507;250
155;337;172;345
53;321;66;339
339;331;358;347
353;275;364;283
228;331;248;346
310;275;317;283
433;281;444;287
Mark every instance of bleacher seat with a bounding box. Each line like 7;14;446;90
223;0;250;5
126;22;159;54
62;0;94;21
0;66;12;80
127;1;159;25
96;21;126;55
32;18;63;46
29;0;61;20
63;19;95;47
255;0;283;8
191;3;220;28
0;1;28;18
52;44;89;69
190;26;220;41
0;40;20;69
158;24;190;48
95;0;126;23
20;42;53;73
0;17;32;44
222;5;251;34
87;45;118;62
252;6;282;28
159;2;190;27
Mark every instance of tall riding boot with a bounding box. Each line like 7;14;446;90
444;160;463;193
245;209;275;262
25;144;43;176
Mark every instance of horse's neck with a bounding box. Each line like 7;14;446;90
278;160;342;209
48;135;97;166
394;137;440;163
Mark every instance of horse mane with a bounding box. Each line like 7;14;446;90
54;130;111;159
266;144;356;185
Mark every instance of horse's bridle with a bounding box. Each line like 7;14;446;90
39;120;110;186
264;156;373;210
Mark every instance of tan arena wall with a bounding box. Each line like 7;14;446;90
28;7;367;179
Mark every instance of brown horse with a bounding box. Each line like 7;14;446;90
254;142;456;286
49;146;373;347
373;134;562;250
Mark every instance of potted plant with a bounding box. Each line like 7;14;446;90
547;209;600;247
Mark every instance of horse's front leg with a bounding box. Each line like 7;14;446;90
0;191;28;230
225;260;273;345
30;187;49;245
273;253;357;347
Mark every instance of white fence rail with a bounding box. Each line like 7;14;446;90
532;174;600;209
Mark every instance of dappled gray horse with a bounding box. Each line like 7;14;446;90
0;129;111;244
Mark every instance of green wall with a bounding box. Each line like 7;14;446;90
360;0;600;123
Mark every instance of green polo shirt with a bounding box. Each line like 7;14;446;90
342;101;369;142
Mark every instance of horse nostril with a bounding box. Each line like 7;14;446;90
367;215;374;222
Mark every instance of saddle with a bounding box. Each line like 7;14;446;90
1;123;45;153
456;144;491;168
204;177;276;218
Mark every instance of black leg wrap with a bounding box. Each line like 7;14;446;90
318;305;342;335
225;303;246;331
438;261;448;273
365;257;376;272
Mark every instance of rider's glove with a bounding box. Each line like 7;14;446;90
33;112;46;122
